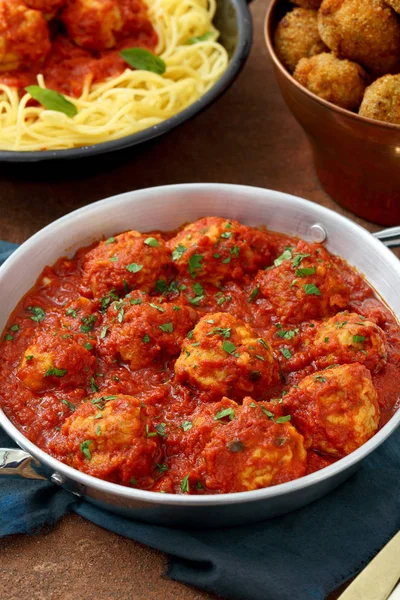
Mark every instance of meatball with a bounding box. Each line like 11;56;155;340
17;330;96;392
318;0;400;76
60;394;161;485
359;75;400;125
0;0;50;72
174;312;276;401
312;311;387;372
285;363;380;457
274;9;327;74
255;241;351;324
81;230;171;301
292;0;322;8
166;217;272;285
24;0;66;18
98;295;197;369
202;397;307;492
294;52;369;110
61;0;123;51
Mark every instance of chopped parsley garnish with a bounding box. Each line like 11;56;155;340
207;327;231;339
122;279;130;294
277;328;299;340
221;231;232;239
155;280;167;293
99;296;111;313
292;253;311;268
45;367;67;377
181;474;190;493
96;425;101;436
249;286;259;302
214;407;235;421
4;334;13;341
296;267;316;277
188;254;203;278
109;255;118;262
280;348;292;360
335;321;348;329
324;337;329;343
27;306;46;322
255;354;265;361
144;237;160;247
105;237;116;245
222;256;231;264
213;253;220;259
80;440;92;460
303;284;321;296
259;339;269;350
145;424;157;438
231;246;240;257
274;249;292;267
10;324;19;332
80;314;97;332
130;478;137;486
100;326;108;339
173;306;181;311
181;420;193;431
130;298;143;305
189;295;204;306
314;375;327;383
195;480;203;490
25;355;34;361
126;263;143;273
149;302;165;313
117;308;124;323
353;335;366;343
90;377;99;392
276;415;292;424
156;463;169;472
155;423;167;437
172;244;187;261
66;308;77;317
159;322;173;333
261;406;275;420
143;334;150;343
192;282;204;296
187;330;194;339
222;340;237;355
61;399;75;411
84;342;93;351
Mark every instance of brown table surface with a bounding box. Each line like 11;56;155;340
0;1;392;598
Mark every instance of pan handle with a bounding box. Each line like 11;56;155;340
373;227;400;248
0;448;47;480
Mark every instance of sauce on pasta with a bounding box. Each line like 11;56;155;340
0;216;399;494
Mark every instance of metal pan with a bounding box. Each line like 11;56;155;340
0;0;252;163
1;183;399;527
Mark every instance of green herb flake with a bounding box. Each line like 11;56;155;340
222;256;231;264
109;255;118;262
181;420;193;432
130;478;138;486
155;423;167;437
149;302;165;313
10;324;19;332
222;340;236;355
25;355;34;361
80;314;97;333
105;237;115;245
66;307;77;317
145;424;157;438
120;47;166;74
84;342;93;351
249;286;259;302
144;237;160;247
303;284;321;296
259;339;269;350
172;244;186;261
296;267;316;277
45;367;67;377
292;253;311;268
353;335;366;343
274;249;293;267
4;334;13;341
60;399;76;412
155;280;167;293
189;295;204;306
276;415;292;424
25;85;77;117
324;337;329;343
255;354;265;361
156;463;169;472
100;326;108;339
130;298;143;305
143;333;150;343
181;474;190;493
314;375;327;383
220;231;232;239
27;306;46;322
277;328;299;340
80;440;92;460
159;322;173;333
214;407;235;421
96;425;102;436
184;31;214;44
126;262;143;273
188;254;203;278
280;348;292;360
89;377;99;393
213;253;220;259
193;282;204;296
261;406;275;420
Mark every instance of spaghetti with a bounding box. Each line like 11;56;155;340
0;0;229;151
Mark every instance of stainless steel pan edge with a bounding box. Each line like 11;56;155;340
0;183;399;527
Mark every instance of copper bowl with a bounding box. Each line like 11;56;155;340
265;0;400;226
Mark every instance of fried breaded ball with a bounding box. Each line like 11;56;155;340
294;52;369;110
313;311;387;372
117;0;156;43
285;363;380;457
61;0;123;50
174;312;276;401
202;397;307;492
17;330;96;392
292;0;322;8
81;230;171;300
359;74;400;124
255;241;351;324
60;394;161;485
318;0;400;75
274;8;327;73
384;0;400;13
24;0;66;18
98;294;197;369
166;217;272;285
0;0;50;72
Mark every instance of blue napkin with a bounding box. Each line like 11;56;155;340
1;242;399;600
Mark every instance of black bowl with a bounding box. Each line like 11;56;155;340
1;0;253;162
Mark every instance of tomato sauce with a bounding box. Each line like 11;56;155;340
0;220;399;495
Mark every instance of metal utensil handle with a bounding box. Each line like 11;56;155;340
0;448;46;480
373;226;400;248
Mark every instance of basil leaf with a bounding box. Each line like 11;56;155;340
120;48;166;75
184;31;214;45
25;86;77;118
303;283;321;296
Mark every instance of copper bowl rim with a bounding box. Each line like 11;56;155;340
264;0;400;132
